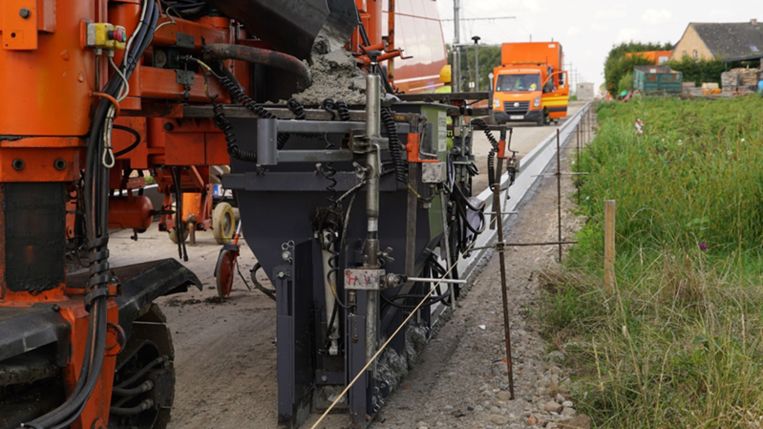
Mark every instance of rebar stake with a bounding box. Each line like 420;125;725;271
493;128;515;400
556;129;563;262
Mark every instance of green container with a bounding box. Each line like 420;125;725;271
633;66;683;95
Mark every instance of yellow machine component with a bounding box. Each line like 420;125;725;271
85;22;127;50
439;64;452;84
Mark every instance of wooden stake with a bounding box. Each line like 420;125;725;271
604;200;616;293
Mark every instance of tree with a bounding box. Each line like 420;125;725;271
604;41;673;96
447;44;502;90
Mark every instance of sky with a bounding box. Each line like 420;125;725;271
435;0;761;92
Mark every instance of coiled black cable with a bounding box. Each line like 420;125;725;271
321;98;338;120
472;119;500;190
287;98;306;120
212;102;257;162
215;70;289;149
318;163;339;205
335;100;351;121
381;107;407;184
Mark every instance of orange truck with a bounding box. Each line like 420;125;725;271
492;42;570;125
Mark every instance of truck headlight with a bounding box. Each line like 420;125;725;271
534;97;541;107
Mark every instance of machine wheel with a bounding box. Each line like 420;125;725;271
212;202;236;244
168;227;189;244
215;248;238;298
110;304;175;429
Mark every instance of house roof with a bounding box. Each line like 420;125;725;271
691;21;763;61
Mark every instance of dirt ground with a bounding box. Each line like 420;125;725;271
109;230;279;428
106;109;589;429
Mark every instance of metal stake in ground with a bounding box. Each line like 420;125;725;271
493;128;516;399
556;129;563;262
576;117;581;205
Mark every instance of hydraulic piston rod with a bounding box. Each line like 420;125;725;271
364;68;383;366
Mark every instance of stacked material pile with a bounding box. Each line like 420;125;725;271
721;67;760;95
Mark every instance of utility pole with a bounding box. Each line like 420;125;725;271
453;0;461;92
472;36;481;91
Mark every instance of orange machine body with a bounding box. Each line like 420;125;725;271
0;1;448;427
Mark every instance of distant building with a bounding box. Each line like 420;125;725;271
575;82;595;100
625;50;673;65
672;19;763;62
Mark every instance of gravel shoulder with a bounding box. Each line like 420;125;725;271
372;137;588;429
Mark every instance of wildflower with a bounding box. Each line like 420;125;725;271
698;242;709;252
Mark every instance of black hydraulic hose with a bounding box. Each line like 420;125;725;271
203;44;311;91
112;124;141;158
113;380;154;397
250;263;276;301
115;356;167;389
110;399;155;417
381;107;407;184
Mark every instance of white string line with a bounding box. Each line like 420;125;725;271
310;257;461;429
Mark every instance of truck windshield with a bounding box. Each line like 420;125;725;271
496;74;541;92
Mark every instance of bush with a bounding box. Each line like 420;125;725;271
667;56;727;86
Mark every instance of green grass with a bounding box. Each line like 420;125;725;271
542;96;763;428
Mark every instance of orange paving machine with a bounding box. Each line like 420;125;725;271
0;1;463;428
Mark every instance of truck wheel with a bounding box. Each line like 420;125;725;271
110;304;175;429
212;202;236;245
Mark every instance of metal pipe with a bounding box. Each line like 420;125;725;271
452;47;461;93
388;0;396;83
365;72;381;264
452;0;461;92
364;69;382;366
406;277;467;285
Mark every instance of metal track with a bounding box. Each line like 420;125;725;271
457;103;593;281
